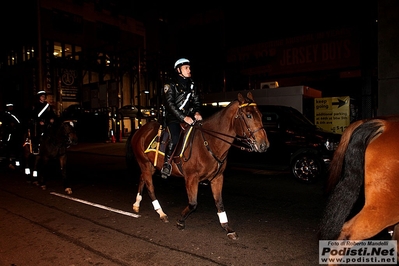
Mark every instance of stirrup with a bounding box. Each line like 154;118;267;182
160;163;171;179
32;148;40;155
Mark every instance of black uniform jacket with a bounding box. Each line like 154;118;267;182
163;76;201;124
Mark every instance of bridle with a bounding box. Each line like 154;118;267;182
179;101;265;181
59;120;76;147
234;102;265;149
65;121;77;146
196;102;265;153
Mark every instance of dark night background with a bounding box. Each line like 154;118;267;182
129;1;376;94
0;0;378;120
0;1;374;87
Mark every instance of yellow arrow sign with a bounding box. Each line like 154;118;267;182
314;96;350;134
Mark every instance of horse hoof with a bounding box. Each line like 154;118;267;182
160;215;169;223
227;232;238;240
33;181;39;186
65;188;72;194
133;206;140;213
176;220;185;230
41;185;46;190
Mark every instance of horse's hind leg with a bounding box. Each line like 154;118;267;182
59;155;72;194
133;162;168;222
34;155;48;190
337;205;397;241
210;176;238;240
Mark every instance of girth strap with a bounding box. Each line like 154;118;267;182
199;129;227;182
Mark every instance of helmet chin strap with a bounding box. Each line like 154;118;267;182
178;68;189;79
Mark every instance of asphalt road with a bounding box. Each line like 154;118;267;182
0;141;327;266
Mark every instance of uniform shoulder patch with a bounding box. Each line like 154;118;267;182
164;84;170;94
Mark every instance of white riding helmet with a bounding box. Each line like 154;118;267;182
37;90;47;96
174;58;190;71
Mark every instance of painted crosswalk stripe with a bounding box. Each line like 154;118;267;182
50;192;141;218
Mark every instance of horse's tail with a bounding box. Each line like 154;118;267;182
324;119;365;194
319;118;384;240
125;131;137;171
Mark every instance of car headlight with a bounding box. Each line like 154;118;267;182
324;139;339;151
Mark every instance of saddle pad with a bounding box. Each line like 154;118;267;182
144;126;194;157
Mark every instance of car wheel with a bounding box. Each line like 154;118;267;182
290;153;324;184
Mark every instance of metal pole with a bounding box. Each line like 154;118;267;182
137;47;141;127
37;0;43;93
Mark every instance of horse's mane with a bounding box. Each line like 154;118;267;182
201;95;254;123
201;101;236;124
43;117;72;141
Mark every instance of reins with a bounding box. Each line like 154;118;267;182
46;121;74;149
195;102;264;152
196;126;255;151
181;101;264;181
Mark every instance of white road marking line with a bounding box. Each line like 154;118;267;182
50;192;141;218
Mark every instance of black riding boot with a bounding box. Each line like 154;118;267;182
161;143;174;179
32;137;40;155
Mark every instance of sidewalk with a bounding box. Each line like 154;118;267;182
68;138;127;157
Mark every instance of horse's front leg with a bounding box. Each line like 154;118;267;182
133;163;168;222
59;155;72;194
177;177;199;230
31;155;41;186
24;151;32;183
38;156;48;190
211;175;238;240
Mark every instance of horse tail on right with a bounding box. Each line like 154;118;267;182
324;119;365;194
125;131;139;173
319;118;385;240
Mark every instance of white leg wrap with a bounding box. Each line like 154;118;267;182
15;161;20;166
33;171;38;177
133;193;142;207
25;168;30;175
218;211;228;223
152;200;161;210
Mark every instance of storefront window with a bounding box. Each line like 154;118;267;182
22;46;35;61
75;45;81;60
97;52;111;67
53;42;81;60
54;42;62;58
8;51;17;66
65;44;72;59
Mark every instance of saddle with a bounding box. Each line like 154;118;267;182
144;123;194;160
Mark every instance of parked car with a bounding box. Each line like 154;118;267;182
117;105;139;118
62;104;87;120
203;104;341;184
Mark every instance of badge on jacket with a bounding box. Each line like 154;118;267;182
164;84;170;94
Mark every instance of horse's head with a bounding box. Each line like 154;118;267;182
234;92;269;153
62;120;78;146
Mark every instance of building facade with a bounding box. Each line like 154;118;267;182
0;0;158;137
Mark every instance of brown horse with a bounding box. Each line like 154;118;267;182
319;115;399;245
126;92;269;240
24;119;78;194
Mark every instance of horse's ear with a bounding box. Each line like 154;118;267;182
246;92;254;101
237;93;245;104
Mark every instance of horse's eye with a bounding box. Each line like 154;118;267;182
246;113;252;119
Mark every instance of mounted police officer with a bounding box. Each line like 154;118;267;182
160;58;203;178
2;102;23;169
28;90;56;154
